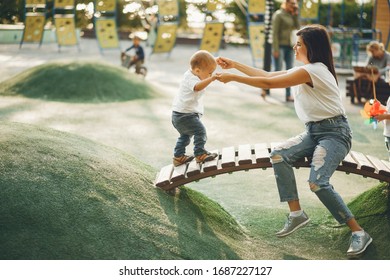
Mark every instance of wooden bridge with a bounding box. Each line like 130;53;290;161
154;143;390;191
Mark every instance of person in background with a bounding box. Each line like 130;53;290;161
216;24;372;258
353;41;390;104
123;36;145;74
270;0;300;102
366;41;390;79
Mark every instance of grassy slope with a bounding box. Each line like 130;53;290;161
1;121;388;260
0;62;158;103
237;182;390;260
0;121;253;260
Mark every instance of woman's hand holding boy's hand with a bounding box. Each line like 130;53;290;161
215;73;235;83
216;57;235;69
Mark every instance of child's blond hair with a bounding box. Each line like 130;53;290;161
190;50;216;70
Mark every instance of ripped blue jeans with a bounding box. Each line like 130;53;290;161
270;116;354;224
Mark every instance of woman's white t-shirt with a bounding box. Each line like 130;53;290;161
289;62;346;124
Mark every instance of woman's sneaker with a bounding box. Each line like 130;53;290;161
195;152;218;164
276;211;310;237
173;155;194;167
347;231;372;257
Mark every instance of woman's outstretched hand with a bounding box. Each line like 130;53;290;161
215;73;235;83
216;57;234;69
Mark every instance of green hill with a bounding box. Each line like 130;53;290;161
0;121;389;260
0;121;249;260
0;62;158;102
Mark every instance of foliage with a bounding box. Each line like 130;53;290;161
0;1;374;38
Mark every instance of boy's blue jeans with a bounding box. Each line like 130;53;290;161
270;116;354;224
172;111;207;157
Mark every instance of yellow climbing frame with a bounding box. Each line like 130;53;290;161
53;0;74;8
248;0;265;14
248;24;265;63
300;0;319;20
54;15;78;46
152;23;178;54
95;0;116;12
157;0;179;17
95;18;119;49
200;22;224;54
22;13;45;43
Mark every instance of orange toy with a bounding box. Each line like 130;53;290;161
360;66;387;128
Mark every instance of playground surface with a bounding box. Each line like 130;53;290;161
0;38;387;259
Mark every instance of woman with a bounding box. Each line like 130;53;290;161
366;41;390;79
215;24;372;258
353;40;390;104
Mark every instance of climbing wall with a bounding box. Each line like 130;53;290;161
152;0;179;55
53;0;78;49
20;0;46;47
94;0;119;51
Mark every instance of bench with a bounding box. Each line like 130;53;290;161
346;76;390;105
154;143;390;191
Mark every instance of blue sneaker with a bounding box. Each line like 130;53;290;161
347;231;372;257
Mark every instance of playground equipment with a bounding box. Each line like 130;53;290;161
151;0;179;56
246;0;266;67
300;0;320;22
20;0;47;48
199;1;225;55
94;0;120;52
155;143;390;191
53;0;79;51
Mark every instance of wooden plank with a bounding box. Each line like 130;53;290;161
238;144;252;165
221;146;236;168
342;152;358;168
366;155;387;174
186;160;201;177
350;151;376;173
170;163;188;182
254;143;270;163
155;164;173;187
203;149;219;172
381;160;390;177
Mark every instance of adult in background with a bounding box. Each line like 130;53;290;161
271;0;300;102
353;41;390;104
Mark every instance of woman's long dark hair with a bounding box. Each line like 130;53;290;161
296;25;338;84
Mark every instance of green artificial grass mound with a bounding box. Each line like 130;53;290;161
0;121;247;260
332;183;390;259
0;62;158;102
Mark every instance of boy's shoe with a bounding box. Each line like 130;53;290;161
195;152;218;164
347;231;372;257
173;155;194;167
275;211;310;237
